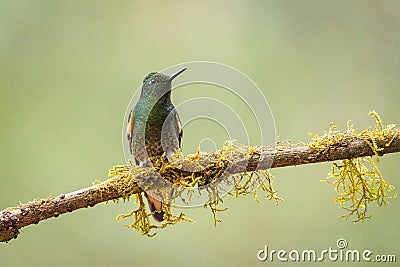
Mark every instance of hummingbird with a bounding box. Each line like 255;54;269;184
126;68;186;221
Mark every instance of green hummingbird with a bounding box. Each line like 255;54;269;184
126;68;186;221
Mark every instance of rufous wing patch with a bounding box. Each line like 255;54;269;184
175;113;183;151
127;110;135;154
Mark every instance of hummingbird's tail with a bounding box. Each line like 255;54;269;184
145;192;170;222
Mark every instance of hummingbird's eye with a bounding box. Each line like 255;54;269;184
149;78;157;84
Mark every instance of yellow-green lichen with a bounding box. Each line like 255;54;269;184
203;169;283;227
324;157;396;222
104;163;192;237
314;111;397;222
105;141;282;237
115;193;193;237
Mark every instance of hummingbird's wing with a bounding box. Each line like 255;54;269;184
126;110;135;155
174;112;183;151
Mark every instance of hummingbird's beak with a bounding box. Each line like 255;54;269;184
169;68;187;81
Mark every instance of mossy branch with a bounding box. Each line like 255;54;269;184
1;112;399;242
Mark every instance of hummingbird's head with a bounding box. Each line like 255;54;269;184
140;68;187;100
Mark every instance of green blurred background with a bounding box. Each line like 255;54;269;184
1;1;399;266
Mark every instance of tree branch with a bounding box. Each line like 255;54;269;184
1;128;399;243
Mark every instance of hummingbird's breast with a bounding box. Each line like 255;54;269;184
132;99;180;164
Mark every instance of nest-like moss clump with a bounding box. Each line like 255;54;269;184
105;141;281;237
